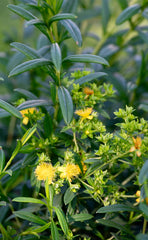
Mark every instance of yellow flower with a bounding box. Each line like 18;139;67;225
75;108;93;120
136;190;140;197
83;87;94;95
20;108;37;125
58;163;81;182
135;190;141;204
35;162;55;184
129;136;142;157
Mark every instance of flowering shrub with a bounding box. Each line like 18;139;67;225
1;1;148;240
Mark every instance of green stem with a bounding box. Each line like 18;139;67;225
143;218;147;234
53;86;59;124
73;132;79;153
86;151;130;177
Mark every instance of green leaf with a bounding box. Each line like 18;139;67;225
96;219;130;233
69;213;93;222
26;20;49;39
54;207;69;235
25;19;45;27
64;188;76;205
56;0;64;12
73;72;107;86
137;30;148;44
0;147;5;173
13;211;47;225
116;4;140;25
97;204;139;213
63;54;109;66
60;19;82;47
13;197;45;205
136;233;148;240
0;99;22;119
139;160;148;184
139;203;148;217
58;86;73;124
21;124;37;146
0;224;12;240
49;13;76;25
17;99;49;110
14;88;38;100
23;222;51;234
102;0;110;34
139;104;148;112
0;201;6;206
10;42;40;59
77;7;101;22
9;58;52;77
51;220;60;240
142;9;148;20
117;0;128;10
51;43;62;72
7;5;49;39
7;4;36;21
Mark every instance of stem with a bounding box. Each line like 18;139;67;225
53;86;59;124
121;172;137;186
86;151;130;177
143;218;147;234
73;132;79;152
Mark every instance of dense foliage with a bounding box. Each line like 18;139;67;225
1;0;148;239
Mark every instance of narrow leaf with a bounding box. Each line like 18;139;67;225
51;220;60;240
54;207;69;235
139;104;148;112
0;99;22;119
14;88;38;100
63;54;109;66
139;202;148;217
17;99;49;110
21;124;37;146
69;213;93;222
26;19;45;27
13;197;45;205
10;42;40;59
73;72;107;86
49;13;76;25
102;0;110;34
0;147;5;173
56;0;64;12
51;43;62;72
60;19;82;47
139;160;148;184
136;233;148;240
97;219;130;233
64;188;76;205
9;58;52;77
7;4;36;20
14;211;46;225
97;204;139;213
116;4;140;25
58;86;73;124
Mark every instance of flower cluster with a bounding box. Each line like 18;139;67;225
20;107;44;125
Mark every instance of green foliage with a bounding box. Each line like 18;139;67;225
1;0;148;239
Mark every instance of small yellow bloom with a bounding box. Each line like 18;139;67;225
83;87;94;95
20;108;37;125
75;108;93;120
136;190;141;197
129;136;142;157
58;163;81;182
135;190;142;204
35;162;55;184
